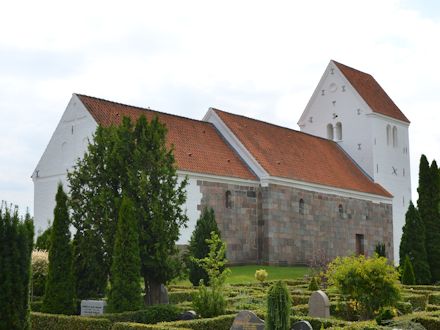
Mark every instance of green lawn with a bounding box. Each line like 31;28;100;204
172;265;309;286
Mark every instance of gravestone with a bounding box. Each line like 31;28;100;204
308;290;330;318
160;284;169;304
291;320;313;330
230;310;265;330
179;310;197;320
80;300;106;316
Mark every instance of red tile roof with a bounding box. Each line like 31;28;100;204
214;109;392;197
76;94;257;180
333;61;409;123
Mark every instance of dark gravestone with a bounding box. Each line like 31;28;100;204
160;284;169;304
230;310;265;330
180;310;197;320
291;320;313;330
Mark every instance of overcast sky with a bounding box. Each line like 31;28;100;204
1;0;440;215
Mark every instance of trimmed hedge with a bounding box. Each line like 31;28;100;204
31;312;112;330
112;323;190;330
31;300;44;312
96;305;181;324
290;315;348;329
402;293;428;311
169;291;195;304
428;292;440;305
153;314;235;330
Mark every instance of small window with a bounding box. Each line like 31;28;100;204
392;126;398;148
356;234;365;255
335;122;342;140
327;124;334;140
386;125;391;146
299;199;304;215
338;204;344;218
225;190;232;209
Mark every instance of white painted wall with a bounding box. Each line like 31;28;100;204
299;61;412;263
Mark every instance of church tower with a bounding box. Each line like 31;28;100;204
298;60;411;263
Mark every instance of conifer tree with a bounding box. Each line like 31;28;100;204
0;204;34;330
399;202;431;284
43;184;75;314
417;155;440;282
188;207;221;286
266;281;291;330
107;196;143;312
401;255;416;285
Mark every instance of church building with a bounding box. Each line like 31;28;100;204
32;60;411;264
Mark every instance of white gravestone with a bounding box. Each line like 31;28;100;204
81;300;106;316
308;290;330;318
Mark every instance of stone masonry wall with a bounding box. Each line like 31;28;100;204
261;184;394;265
197;180;259;264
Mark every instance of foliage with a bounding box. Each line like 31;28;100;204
400;201;431;284
31;312;112;330
107;196;143;313
35;225;52;250
255;269;268;284
401;255;416;285
187;207;220;286
417;155;440;283
374;243;386;258
375;307;397;325
68;116;188;304
192;232;230;317
42;184;75;314
308;276;320;291
31;249;49;298
266;280;292;330
97;305;180;324
0;203;34;330
326;255;401;320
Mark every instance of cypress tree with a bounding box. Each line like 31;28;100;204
0;204;34;330
42;184;75;314
399;202;431;284
188;207;221;286
266;280;291;330
401;255;416;285
417;155;440;282
107;196;143;312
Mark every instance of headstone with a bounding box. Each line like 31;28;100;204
179;310;197;320
308;290;330;318
291;320;313;330
230;310;265;330
80;300;106;316
160;284;169;304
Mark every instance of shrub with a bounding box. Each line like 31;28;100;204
192;232;230;318
326;255;401;320
31;249;49;298
374;243;386;258
255;269;268;284
187;207;221;286
266;280;291;330
308;277;319;291
97;305;181;324
31;312;111;330
401;255;416;285
42;184;75;314
35;225;52;250
375;307;397;325
0;203;34;330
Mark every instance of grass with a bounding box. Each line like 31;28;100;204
172;265;309;286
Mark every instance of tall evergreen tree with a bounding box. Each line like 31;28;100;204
401;255;416;285
399;202;431;284
107;196;143;312
42;184;75;314
188;207;221;286
0;203;34;330
417;155;440;282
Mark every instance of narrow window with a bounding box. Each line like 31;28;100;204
327;124;334;140
386;125;391;146
393;126;398;147
299;199;304;215
356;234;365;255
225;190;232;209
335;122;342;140
338;204;344;218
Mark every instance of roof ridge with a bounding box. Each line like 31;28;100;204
212;107;339;144
75;93;213;126
331;60;372;77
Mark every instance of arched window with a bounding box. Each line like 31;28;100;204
338;204;344;218
327;124;334;140
392;126;398;148
225;190;232;209
386;125;391;145
299;199;304;215
335;122;342;140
